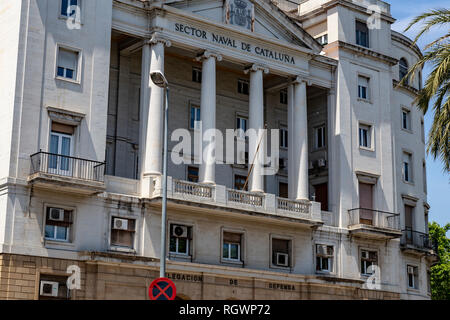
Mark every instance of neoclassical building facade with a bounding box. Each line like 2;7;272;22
0;0;437;300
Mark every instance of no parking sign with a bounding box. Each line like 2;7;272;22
148;277;176;300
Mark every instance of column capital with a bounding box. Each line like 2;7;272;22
146;33;172;48
195;50;223;62
244;64;269;75
291;75;311;85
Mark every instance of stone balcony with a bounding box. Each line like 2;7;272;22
141;176;324;227
28;151;106;195
347;208;402;240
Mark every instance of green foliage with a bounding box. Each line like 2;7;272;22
401;9;450;173
429;222;450;299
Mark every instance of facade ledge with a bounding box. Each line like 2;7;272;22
393;79;419;96
28;172;105;195
348;224;402;240
325;40;398;66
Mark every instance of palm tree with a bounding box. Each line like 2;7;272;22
400;8;450;172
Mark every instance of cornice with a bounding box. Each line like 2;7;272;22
391;31;423;60
325;40;398;66
393;79;419;97
297;0;396;24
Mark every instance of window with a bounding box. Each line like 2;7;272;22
403;152;413;182
110;217;136;249
39;275;70;300
236;116;248;138
279;182;288;198
44;207;73;242
187;166;199;183
358;76;369;100
222;232;242;262
402;109;411;131
280;127;288;148
57;47;79;81
421;119;425;143
189;105;201;130
234;174;247;191
316;244;334;272
359;124;372;148
361;250;378;276
238;79;249;95
169;224;192;256
61;0;78;17
399;58;409;85
314;183;328;211
272;238;291;268
49;122;74;174
355;20;369;47
316;34;328;45
192;68;202;83
423;162;427;193
280;89;288;104
407;265;419;289
314;126;326;149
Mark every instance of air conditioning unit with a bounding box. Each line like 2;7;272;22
113;218;128;230
361;251;368;259
317;245;327;255
318;158;326;168
172;225;188;238
40;281;59;297
276;252;289;267
49;208;64;221
407;266;414;274
308;160;314;170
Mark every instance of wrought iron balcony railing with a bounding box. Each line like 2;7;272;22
348;208;400;230
30;151;105;183
401;228;437;251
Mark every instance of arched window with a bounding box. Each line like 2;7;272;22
399;58;409;85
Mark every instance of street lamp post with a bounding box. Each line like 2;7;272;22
150;71;169;278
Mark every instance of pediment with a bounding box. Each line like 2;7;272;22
168;0;322;53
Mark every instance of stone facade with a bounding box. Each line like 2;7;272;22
0;0;436;300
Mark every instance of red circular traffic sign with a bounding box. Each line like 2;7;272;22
148;277;176;300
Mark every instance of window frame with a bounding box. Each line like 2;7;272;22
401;107;412;132
43;204;76;244
279;89;288;105
355;20;369;48
357;75;370;101
358;123;373;150
360;249;378;276
237;79;249;95
59;0;82;22
314;125;326;150
220;228;245;265
236;115;248;139
315;244;334;273
55;44;82;84
109;215;137;252
399;58;409;85
168;222;194;259
270;234;293;270
192;67;202;83
406;264;419;290
402;151;414;184
189;104;201;130
279;125;288;149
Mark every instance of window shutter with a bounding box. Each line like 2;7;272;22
223;232;241;243
52;122;75;135
58;48;78;78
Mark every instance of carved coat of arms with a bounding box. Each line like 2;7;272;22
224;0;255;31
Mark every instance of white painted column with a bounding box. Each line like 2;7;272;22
197;51;222;185
246;64;269;193
287;83;296;199
293;78;309;200
139;41;151;178
145;35;171;177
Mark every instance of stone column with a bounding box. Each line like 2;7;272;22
287;83;296;199
197;51;222;185
140;35;171;197
246;64;269;193
293;77;309;200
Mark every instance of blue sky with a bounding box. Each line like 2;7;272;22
389;0;449;227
